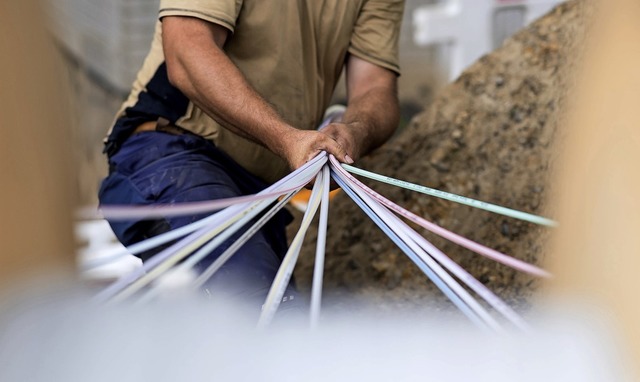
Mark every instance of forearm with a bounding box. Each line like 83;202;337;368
320;55;400;161
163;17;293;159
341;82;399;157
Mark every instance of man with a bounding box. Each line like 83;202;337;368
99;0;403;307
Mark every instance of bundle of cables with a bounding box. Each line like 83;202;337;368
80;140;555;333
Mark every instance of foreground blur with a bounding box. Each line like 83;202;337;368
0;291;633;382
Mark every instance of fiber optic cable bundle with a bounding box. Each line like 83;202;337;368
84;143;555;332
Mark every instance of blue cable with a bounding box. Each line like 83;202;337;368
331;169;487;329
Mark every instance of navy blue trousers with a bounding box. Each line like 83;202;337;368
99;131;297;306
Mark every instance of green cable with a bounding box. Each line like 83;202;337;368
341;163;558;228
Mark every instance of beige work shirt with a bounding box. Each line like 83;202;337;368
113;0;404;183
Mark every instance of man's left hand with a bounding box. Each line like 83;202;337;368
319;121;365;163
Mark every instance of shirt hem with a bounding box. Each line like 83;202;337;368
159;8;235;32
348;46;401;76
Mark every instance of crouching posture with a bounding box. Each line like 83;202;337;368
99;0;403;308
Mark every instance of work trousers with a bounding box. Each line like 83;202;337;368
99;131;298;308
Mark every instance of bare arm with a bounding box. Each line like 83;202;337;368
321;54;400;161
161;16;351;169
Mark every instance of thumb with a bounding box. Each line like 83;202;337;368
322;135;353;164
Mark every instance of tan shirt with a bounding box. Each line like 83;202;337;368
111;0;404;183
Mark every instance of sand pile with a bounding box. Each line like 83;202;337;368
294;1;590;313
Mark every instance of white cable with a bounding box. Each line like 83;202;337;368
258;169;326;328
310;164;331;329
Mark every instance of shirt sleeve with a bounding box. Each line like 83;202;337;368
158;0;243;32
348;0;404;75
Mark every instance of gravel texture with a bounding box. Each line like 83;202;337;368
292;1;590;316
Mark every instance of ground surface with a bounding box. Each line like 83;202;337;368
293;1;589;315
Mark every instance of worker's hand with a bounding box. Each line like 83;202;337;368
319;121;366;163
278;128;353;171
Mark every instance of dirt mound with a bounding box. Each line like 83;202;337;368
293;1;589;314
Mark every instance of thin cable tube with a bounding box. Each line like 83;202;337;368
80;153;328;221
342;163;557;227
332;157;551;278
83;202;251;271
333;167;499;331
100;200;265;303
83;183;302;221
337;169;502;330
258;170;326;328
136;191;299;304
334;158;530;329
96;154;326;303
94;222;217;303
131;156;324;281
406;226;531;331
112;177;317;303
331;169;489;330
84;154;327;271
160;198;285;276
310;164;330;329
191;191;299;290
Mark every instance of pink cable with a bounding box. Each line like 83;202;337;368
79;153;328;221
329;156;551;278
79;184;302;220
